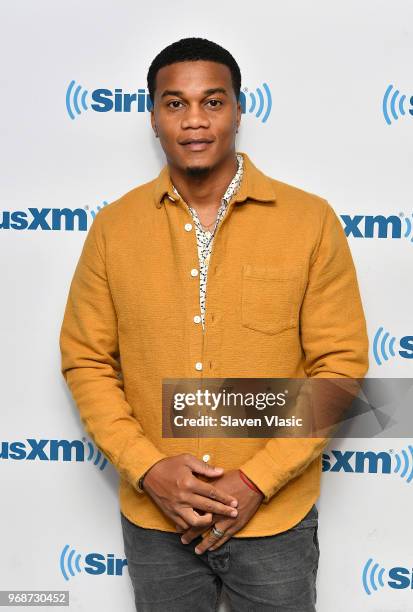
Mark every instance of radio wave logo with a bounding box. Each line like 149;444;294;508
382;84;412;125
362;557;413;594
59;546;128;580
239;84;272;123
0;202;108;232
0;437;108;470
66;80;272;123
400;212;413;242
60;545;82;581
393;444;413;483
84;200;109;221
66;80;89;120
82;437;107;471
373;326;397;366
372;326;413;365
341;212;413;241
362;558;386;595
323;445;413;482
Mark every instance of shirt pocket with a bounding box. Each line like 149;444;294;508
241;263;302;336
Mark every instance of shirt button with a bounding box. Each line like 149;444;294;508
193;315;202;324
202;454;210;462
190;268;199;277
184;223;193;231
195;362;203;371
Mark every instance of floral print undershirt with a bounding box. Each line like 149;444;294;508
171;153;244;331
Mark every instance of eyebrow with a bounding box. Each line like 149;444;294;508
160;87;228;99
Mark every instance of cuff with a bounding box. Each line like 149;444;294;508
127;452;168;494
239;449;283;503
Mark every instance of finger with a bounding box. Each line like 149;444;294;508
173;515;190;531
208;533;232;551
170;511;192;531
181;522;213;545
187;493;238;518
194;522;232;555
190;479;238;508
180;507;214;529
184;454;225;479
181;528;209;544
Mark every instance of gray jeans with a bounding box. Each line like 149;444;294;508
120;504;319;612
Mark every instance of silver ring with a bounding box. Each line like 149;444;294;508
211;526;226;538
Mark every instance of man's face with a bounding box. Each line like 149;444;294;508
150;60;241;176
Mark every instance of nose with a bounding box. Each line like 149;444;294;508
181;103;211;130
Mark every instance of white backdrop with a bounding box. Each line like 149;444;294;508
1;1;412;610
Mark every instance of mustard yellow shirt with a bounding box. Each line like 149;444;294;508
59;151;369;536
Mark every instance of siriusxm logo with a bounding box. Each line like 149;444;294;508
60;545;127;580
0;201;107;231
322;445;413;483
373;326;413;366
66;80;272;123
362;557;413;594
341;212;413;242
382;83;413;125
0;437;107;470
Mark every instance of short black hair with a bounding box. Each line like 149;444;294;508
147;37;241;104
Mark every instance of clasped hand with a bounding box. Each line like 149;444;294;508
142;454;263;553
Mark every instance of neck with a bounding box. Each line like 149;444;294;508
168;151;238;210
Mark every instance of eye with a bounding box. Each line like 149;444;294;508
167;100;184;109
206;99;223;108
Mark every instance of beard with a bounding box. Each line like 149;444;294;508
185;164;211;178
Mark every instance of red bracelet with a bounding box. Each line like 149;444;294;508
238;470;263;496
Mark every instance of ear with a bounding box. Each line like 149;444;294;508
236;100;242;133
150;110;158;137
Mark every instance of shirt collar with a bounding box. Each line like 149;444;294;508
171;152;244;207
152;151;277;209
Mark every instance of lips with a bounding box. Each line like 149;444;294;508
180;139;214;151
180;138;214;144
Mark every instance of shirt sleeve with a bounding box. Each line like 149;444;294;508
238;199;370;503
59;211;167;492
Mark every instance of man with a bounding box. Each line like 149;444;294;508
59;37;369;611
